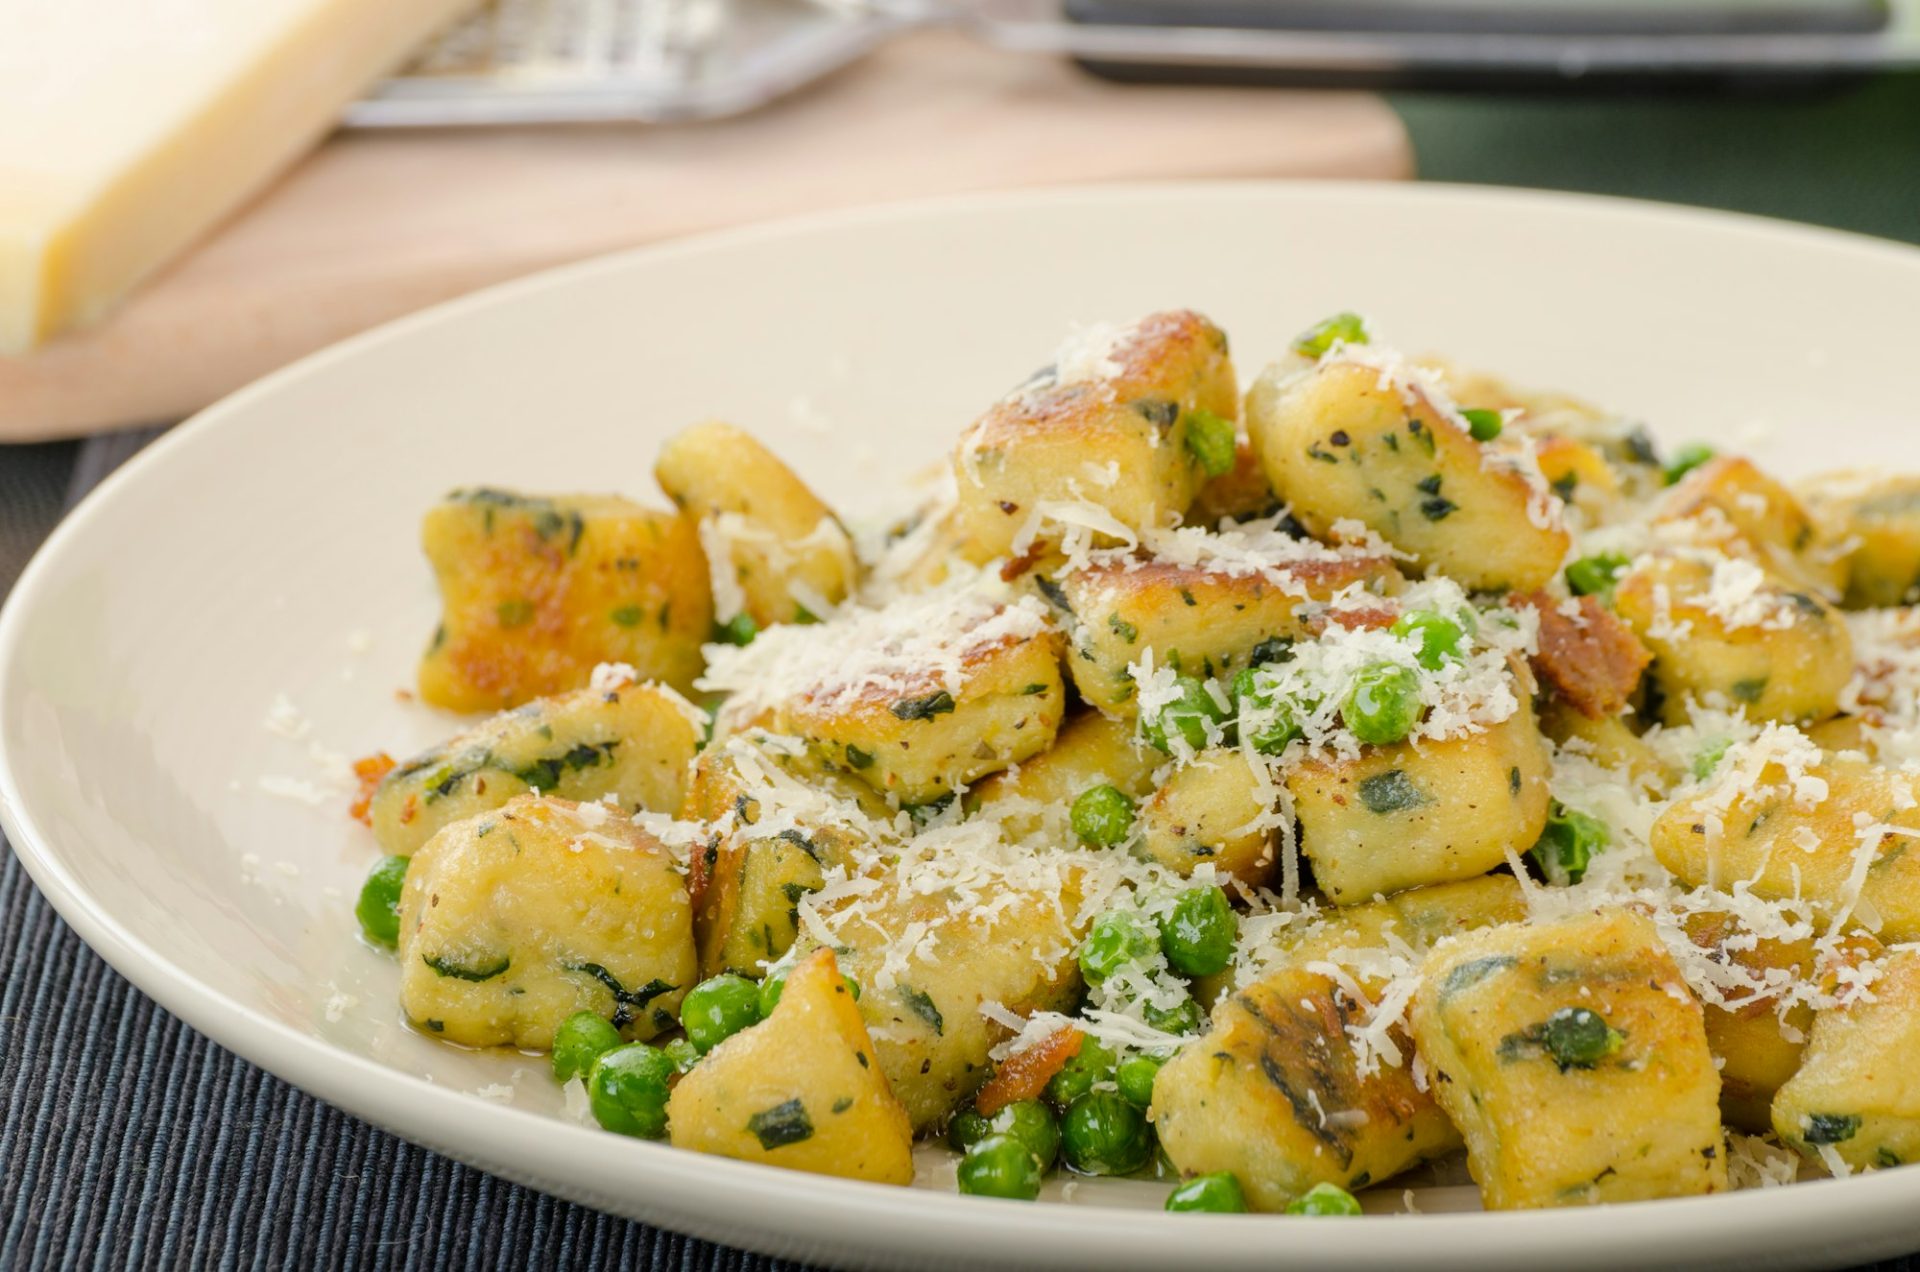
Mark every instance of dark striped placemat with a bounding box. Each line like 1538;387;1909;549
3;429;1916;1270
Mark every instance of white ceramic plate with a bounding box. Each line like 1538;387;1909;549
7;183;1920;1270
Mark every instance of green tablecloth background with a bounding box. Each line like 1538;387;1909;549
4;76;1920;1268
1396;75;1920;243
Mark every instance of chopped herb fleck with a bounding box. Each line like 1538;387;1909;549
747;1099;815;1150
512;741;617;791
898;985;945;1035
1358;769;1428;814
891;691;956;722
1804;1113;1862;1145
1440;955;1516;1001
424;953;511;982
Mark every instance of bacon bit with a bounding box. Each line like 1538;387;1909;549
349;753;396;825
1515;591;1651;719
975;1026;1083;1116
999;541;1046;583
394;688;415;703
399;792;419;826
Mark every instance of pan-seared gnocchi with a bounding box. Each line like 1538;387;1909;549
395;795;696;1049
1245;353;1570;592
952;310;1237;562
369;673;701;857
344;308;1920;1211
417;489;711;709
1410;909;1728;1208
654;421;857;634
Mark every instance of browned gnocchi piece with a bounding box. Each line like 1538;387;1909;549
953;311;1237;561
417;489;711;709
1410;909;1728;1208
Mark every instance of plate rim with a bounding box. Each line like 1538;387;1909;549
7;179;1920;1268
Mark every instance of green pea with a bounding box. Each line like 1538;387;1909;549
1292;312;1370;359
1142;995;1205;1037
1141;675;1233;754
958;1134;1044;1200
1071;784;1136;848
1528;801;1610;887
1286;1182;1362;1216
989;1099;1062;1169
586;1043;675;1138
1159;886;1239;978
1166;1171;1248;1212
1184;408;1238;478
1231;669;1304;755
1046;1036;1117;1106
1079;910;1161;983
758;965;859;1017
681;974;762;1052
1664;442;1716;486
354;854;410;948
1061;1091;1154;1176
1460;409;1504;442
1342;661;1422;746
1116;1053;1167;1109
661;1036;702;1075
551;1011;623;1083
1565;552;1630;598
1537;1006;1624;1071
1692;737;1732;781
1389;610;1465;670
947;1108;993;1153
716;612;758;646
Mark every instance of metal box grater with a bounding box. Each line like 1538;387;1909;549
346;0;1920;126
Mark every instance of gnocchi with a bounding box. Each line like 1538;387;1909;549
339;309;1920;1212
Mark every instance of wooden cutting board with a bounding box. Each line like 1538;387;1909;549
0;32;1410;440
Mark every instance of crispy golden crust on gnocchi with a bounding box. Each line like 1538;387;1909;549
1411;909;1728;1208
953;310;1237;561
1060;551;1401;717
1159;878;1526;1206
417;489;711;709
1155;964;1458;1210
777;626;1067;806
396;795;695;1049
1658;456;1844;599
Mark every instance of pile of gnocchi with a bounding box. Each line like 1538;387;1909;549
348;308;1920;1212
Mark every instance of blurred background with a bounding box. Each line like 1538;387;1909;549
3;0;1920;447
3;2;1920;1264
